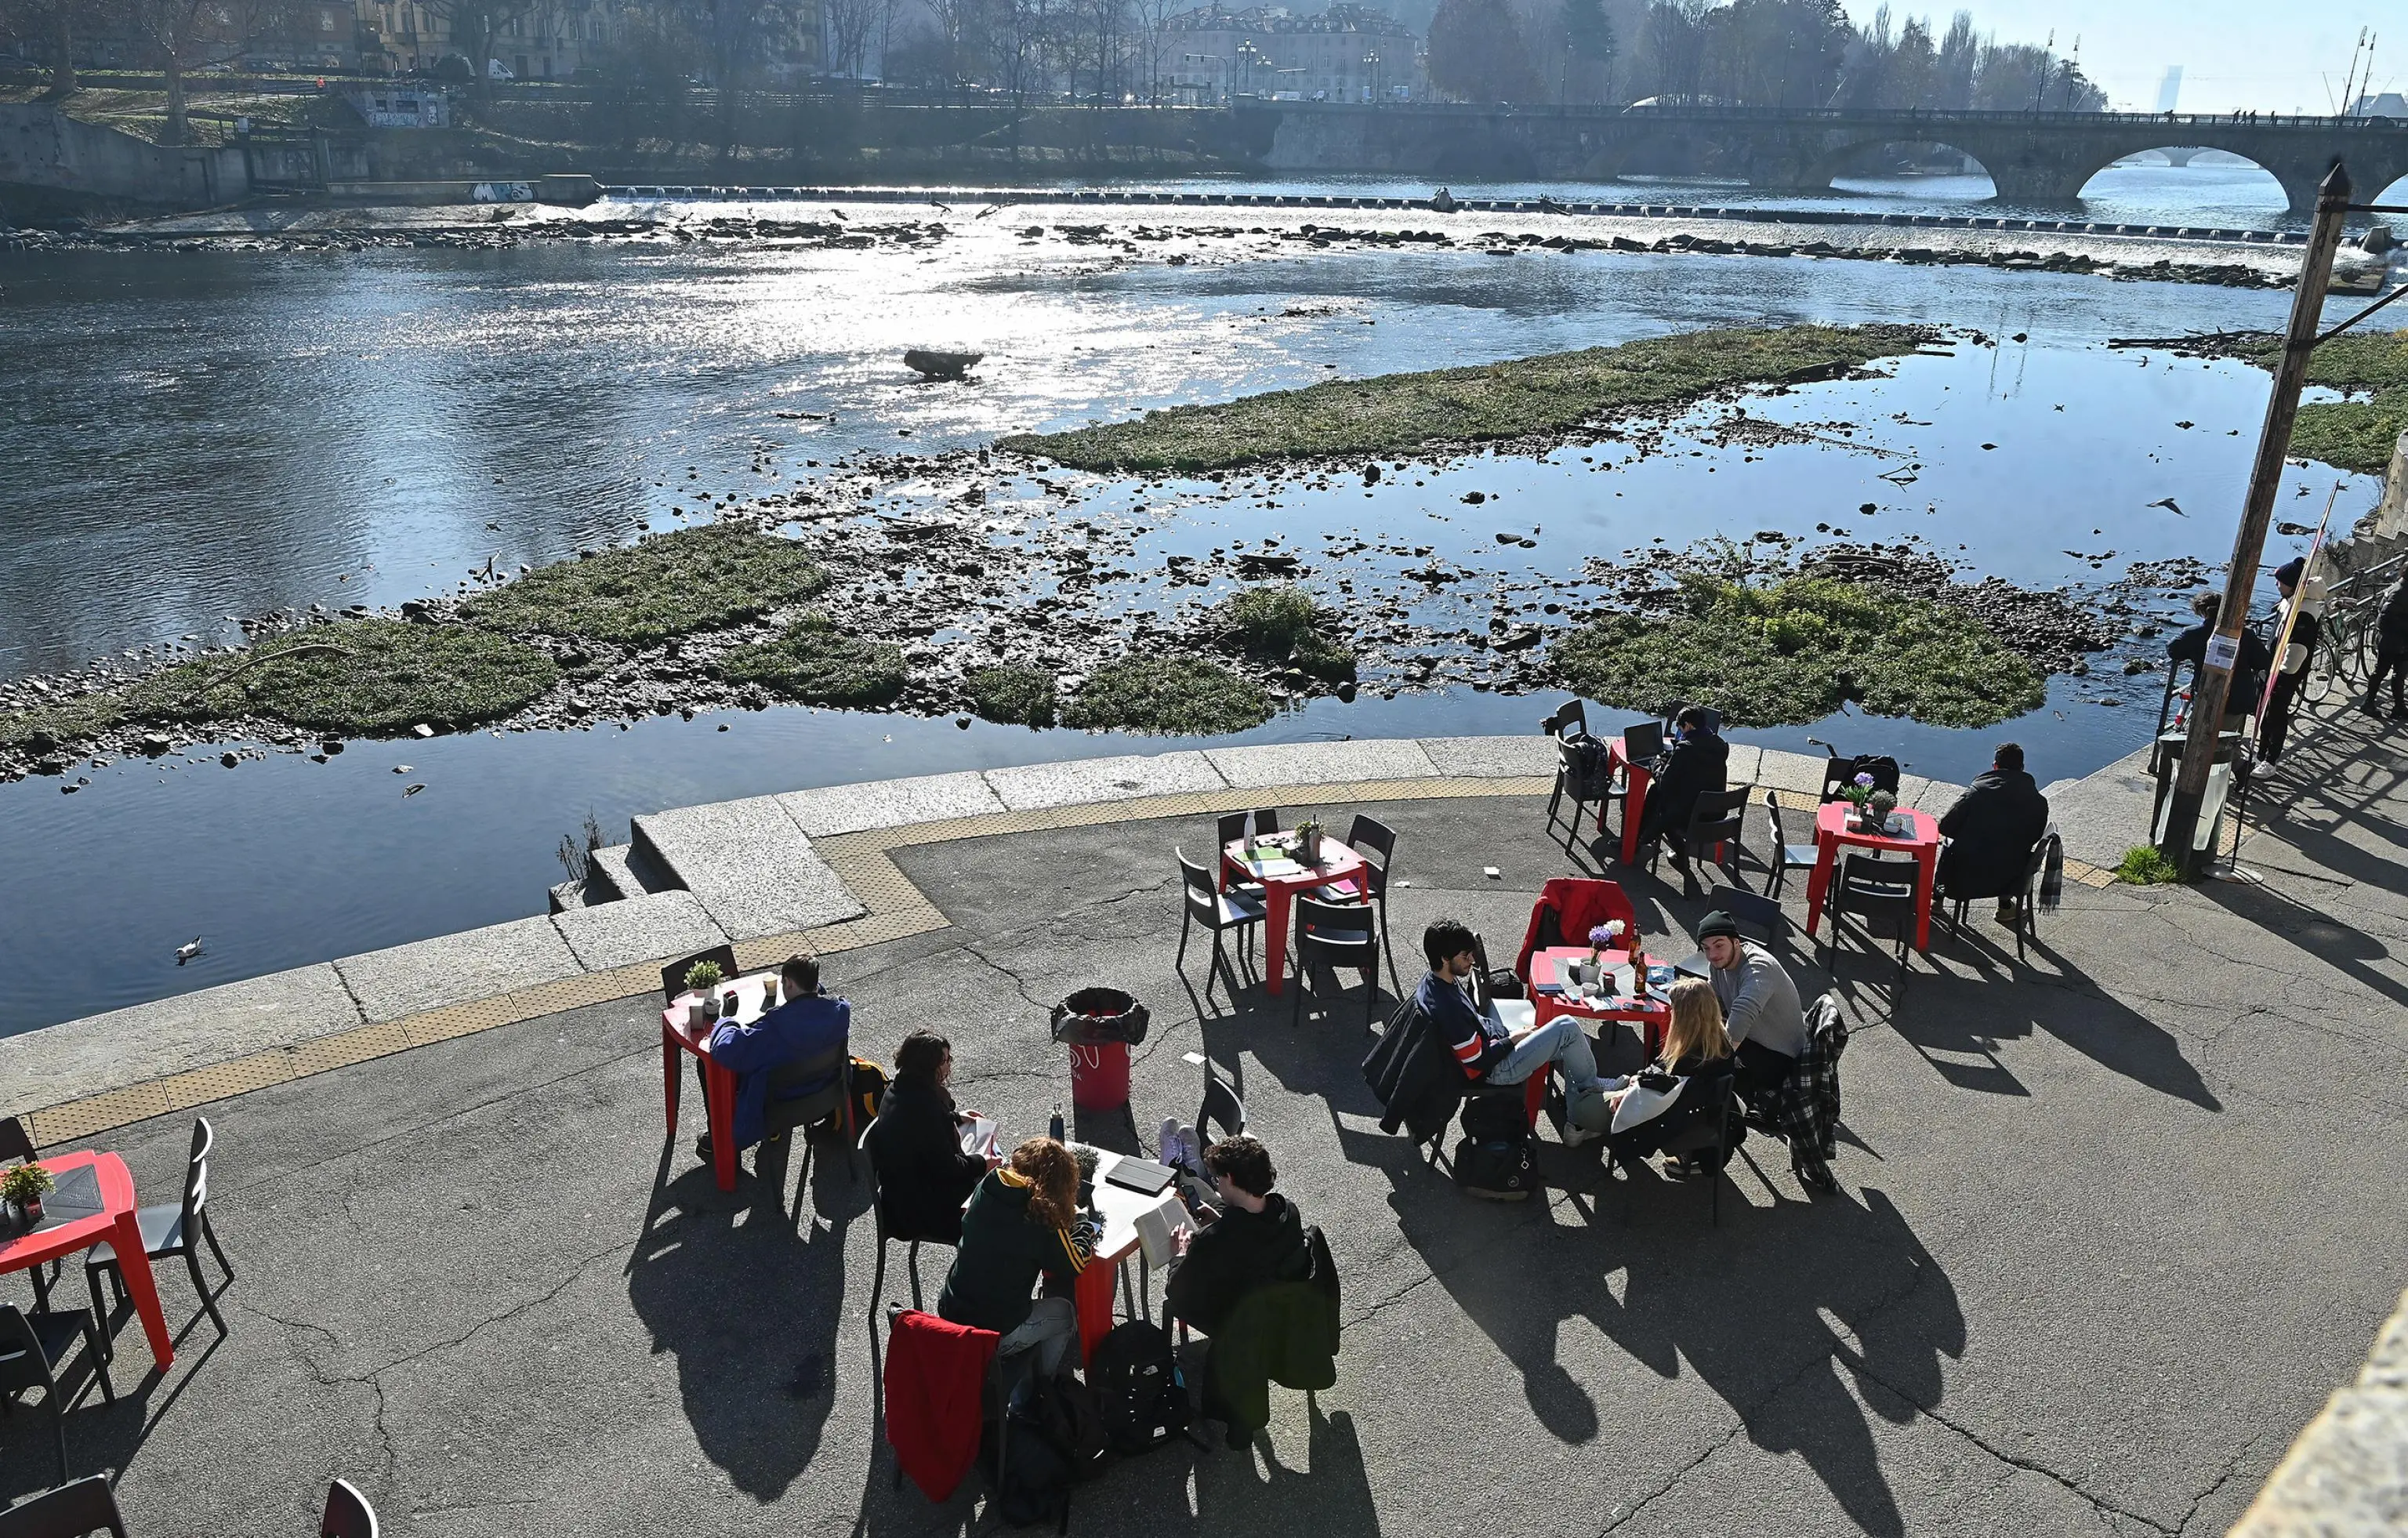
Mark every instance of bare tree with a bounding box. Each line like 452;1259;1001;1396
824;0;880;76
125;0;301;144
0;0;104;95
420;0;541;114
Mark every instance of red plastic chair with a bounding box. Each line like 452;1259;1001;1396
1514;877;1640;985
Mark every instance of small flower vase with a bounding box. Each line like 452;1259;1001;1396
20;1195;38;1226
1868;792;1898;832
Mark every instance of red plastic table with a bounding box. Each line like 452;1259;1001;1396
1529;946;1674;1059
1601;736;1654;866
1803;803;1943;951
1221;833;1369;998
0;1151;176;1371
662;971;785;1192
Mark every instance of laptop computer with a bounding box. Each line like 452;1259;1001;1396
1621;720;1666;761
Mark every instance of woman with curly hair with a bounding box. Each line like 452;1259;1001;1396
938;1136;1097;1377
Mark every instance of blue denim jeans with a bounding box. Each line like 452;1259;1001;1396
1484;1016;1603;1096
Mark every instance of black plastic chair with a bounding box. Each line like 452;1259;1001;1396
1656;788;1749;896
884;1304;1030;1522
762;1040;859;1199
1950;832;2056;962
1250;808;1281;836
1290;894;1382;1031
1213;813;1268;903
1822;852;1922;984
0;1475;126;1538
1175;847;1266;1003
87;1117;232;1349
1819;753;1902;804
1703;884;1786;948
1614;1077;1732;1228
660;945;739;1003
1761;791;1819;898
321;1478;379;1538
0;1302;114;1487
1315;815;1399;987
1199;1059;1247;1144
859;1117;957;1315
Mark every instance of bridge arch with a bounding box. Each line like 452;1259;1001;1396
1804;136;1998;198
2073;146;2286;219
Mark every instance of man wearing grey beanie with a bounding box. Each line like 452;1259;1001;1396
1697;911;1808;1105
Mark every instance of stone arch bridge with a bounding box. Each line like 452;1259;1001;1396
1245;102;2408;213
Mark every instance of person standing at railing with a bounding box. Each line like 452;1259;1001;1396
2259;558;2322;763
2363;577;2408;719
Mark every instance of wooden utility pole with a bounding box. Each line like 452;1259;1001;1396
2156;162;2354;875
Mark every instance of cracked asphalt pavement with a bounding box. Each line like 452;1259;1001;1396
13;716;2408;1536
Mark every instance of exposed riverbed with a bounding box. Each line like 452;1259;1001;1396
0;176;2391;1032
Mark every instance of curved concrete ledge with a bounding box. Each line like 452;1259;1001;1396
2233;1285;2408;1536
2;733;2038;1141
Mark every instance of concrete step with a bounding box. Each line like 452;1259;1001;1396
586;844;647;901
632;795;863;941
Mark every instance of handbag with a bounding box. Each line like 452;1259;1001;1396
1609;1068;1685;1134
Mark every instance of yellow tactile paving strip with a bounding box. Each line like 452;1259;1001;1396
21;772;2111;1147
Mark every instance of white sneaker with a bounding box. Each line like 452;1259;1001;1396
1561;1123;1604;1149
1174;1123;1204;1173
1159;1119;1185;1168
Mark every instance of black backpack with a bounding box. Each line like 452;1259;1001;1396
1088;1320;1191;1455
1452;1134;1535;1201
990;1372;1107;1529
1459;1090;1530;1144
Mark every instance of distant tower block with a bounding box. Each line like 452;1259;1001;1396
2156;65;2184;114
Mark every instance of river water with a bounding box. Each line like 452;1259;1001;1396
0;166;2393;1032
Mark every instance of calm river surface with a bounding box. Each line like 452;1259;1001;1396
0;167;2392;1032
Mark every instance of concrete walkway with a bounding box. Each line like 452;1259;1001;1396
4;713;2406;1535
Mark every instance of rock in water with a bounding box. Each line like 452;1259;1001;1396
904;348;985;381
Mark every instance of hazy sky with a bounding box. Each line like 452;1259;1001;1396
1837;2;2396;115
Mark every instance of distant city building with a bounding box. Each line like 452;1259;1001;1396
1157;5;1424;104
354;2;818;82
342;82;450;125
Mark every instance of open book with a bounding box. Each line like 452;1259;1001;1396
1132;1190;1194;1268
959;1116;999;1160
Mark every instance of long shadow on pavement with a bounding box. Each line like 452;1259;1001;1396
625;1134;866;1500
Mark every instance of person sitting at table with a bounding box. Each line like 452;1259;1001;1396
1937;742;2051;925
702;952;849;1160
1166;1134;1327;1448
1601;978;1738;1176
1696;912;1808;1108
937;1137;1098;1380
1418;918;1609;1147
1635;706;1729;895
1166;1135;1311;1337
2167;591;2272;727
866;1030;995;1247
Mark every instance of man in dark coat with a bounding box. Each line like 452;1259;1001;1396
2167;592;2272;728
2258;557;2319;763
2364;579;2408;717
1937;743;2051;923
1166;1136;1323;1447
1635;706;1730;896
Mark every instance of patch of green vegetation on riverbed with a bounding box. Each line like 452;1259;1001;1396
142;622;561;731
462;524;827;646
1553;571;2045;729
717;613;908;705
0;620;560;750
965;666;1060;727
1220;585;1357;680
1062;657;1275;735
1000;324;1935;472
2239;328;2408;477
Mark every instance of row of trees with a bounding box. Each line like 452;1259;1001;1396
1425;0;2108;111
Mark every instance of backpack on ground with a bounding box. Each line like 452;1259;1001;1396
1020;1371;1109;1481
990;1384;1075;1529
1452;1135;1536;1201
848;1057;888;1130
1088;1319;1191;1455
1459;1090;1530;1145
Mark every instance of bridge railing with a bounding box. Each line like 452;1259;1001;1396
1243;98;2408;132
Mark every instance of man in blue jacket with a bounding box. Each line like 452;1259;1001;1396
704;952;850;1157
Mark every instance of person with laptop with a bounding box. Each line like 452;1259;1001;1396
1695;912;1808;1105
703;952;849;1158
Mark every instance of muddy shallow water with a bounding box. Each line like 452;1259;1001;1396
0;191;2388;1032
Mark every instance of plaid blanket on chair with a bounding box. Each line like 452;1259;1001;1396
1764;995;1849;1190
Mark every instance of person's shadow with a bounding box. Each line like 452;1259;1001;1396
625;1135;865;1499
